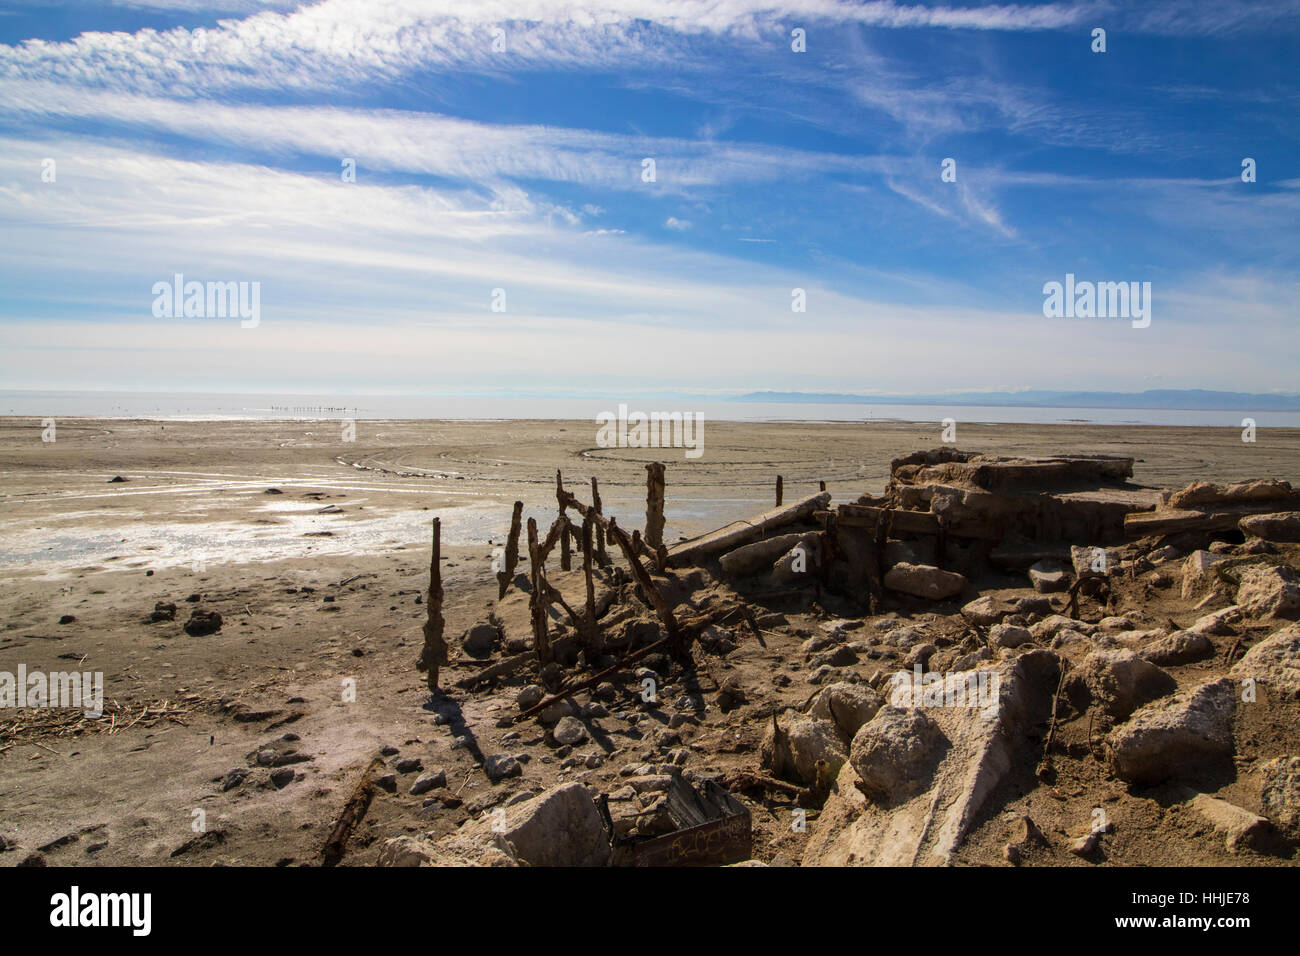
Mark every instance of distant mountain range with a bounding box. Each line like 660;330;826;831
734;389;1300;411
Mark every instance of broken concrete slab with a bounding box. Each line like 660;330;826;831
761;712;847;790
1178;789;1273;852
1260;755;1300;839
1070;649;1177;722
1139;630;1215;667
884;562;967;601
1105;678;1235;785
440;781;612;867
1028;561;1070;593
808;682;884;742
1236;565;1300;620
1239;511;1300;542
801;650;1060;866
1229;622;1300;697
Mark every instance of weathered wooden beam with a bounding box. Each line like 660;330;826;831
775;475;783;507
667;491;831;567
321;756;385;867
834;503;1000;540
415;517;448;690
646;461;666;550
455;651;533;690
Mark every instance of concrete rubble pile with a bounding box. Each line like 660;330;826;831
347;451;1300;867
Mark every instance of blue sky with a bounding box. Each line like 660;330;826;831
0;0;1297;397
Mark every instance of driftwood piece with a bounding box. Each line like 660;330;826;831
646;461;666;550
321;756;385;866
515;638;668;722
455;651;534;690
498;501;523;599
719;770;810;802
668;491;831;567
415;517;448;690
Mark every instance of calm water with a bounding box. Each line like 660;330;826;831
3;390;1299;428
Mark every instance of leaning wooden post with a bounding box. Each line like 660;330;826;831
607;516;681;660
645;461;666;550
591;477;609;566
526;517;552;665
556;470;573;571
775;475;783;507
416;517;449;691
498;501;523;599
819;480;826;492
579;515;600;654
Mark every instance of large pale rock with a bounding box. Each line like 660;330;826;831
441;782;611;867
1028;561;1070;593
885;563;966;601
1229;622;1300;697
1187;606;1241;636
1181;550;1227;600
1072;545;1118;579
1236;565;1300;619
990;623;1033;649
849;707;946;804
1239;511;1300;542
960;595;1014;626
1260;755;1300;838
377;836;438;867
802;651;1061;866
761;713;848;789
1139;630;1214;667
1167;478;1298;510
1180;790;1273;852
1071;649;1176;721
808;682;884;741
1030;615;1095;642
1105;678;1236;785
